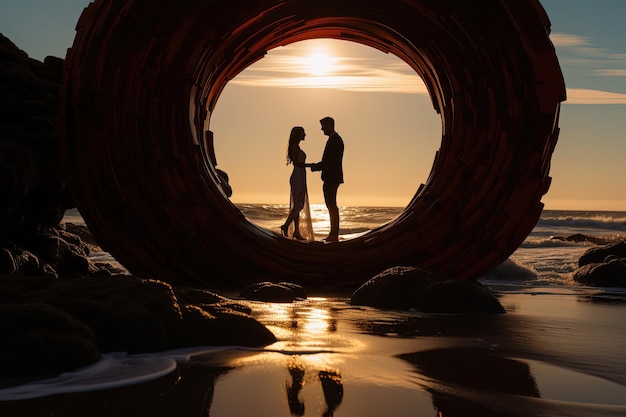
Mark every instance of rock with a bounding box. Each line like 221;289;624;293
550;233;614;245
350;266;438;309
277;281;308;299
175;286;252;315
572;258;626;287
240;281;307;302
351;266;505;314
0;142;36;237
0;34;69;232
0;222;106;278
573;241;626;287
63;222;100;247
216;168;233;197
416;279;506;314
0;274;277;383
12;249;42;276
0;303;100;384
16;224;95;276
1;275;180;353
578;241;626;267
176;286;232;304
0;247;16;274
0;34;277;384
0;34;99;279
175;305;276;347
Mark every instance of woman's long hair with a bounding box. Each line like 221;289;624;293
286;126;304;165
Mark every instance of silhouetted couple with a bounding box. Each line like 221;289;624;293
286;361;344;417
281;117;344;242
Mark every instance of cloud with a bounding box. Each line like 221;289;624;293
550;32;626;61
565;88;626;104
550;33;591;48
229;37;626;102
594;69;626;77
550;32;626;101
230;45;428;94
231;71;428;94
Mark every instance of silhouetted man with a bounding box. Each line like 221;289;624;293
311;116;344;242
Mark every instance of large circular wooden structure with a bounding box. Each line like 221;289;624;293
60;0;565;288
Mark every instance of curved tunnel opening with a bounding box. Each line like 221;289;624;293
209;38;442;239
60;0;565;288
196;27;446;241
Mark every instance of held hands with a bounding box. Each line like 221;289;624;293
309;163;321;172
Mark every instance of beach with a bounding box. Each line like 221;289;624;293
1;206;626;416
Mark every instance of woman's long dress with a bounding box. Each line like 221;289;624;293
289;149;314;240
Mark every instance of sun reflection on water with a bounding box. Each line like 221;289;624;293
249;297;360;356
182;295;626;417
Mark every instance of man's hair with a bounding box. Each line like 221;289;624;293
320;116;334;128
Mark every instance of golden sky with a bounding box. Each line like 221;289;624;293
2;0;625;211
211;37;626;211
211;40;440;208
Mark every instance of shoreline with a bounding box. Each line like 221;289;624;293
2;208;626;416
2;290;626;416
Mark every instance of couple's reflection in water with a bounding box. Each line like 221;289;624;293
2;301;555;417
283;300;343;416
286;359;344;417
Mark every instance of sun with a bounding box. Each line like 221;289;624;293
303;51;336;76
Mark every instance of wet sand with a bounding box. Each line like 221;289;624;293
1;286;626;417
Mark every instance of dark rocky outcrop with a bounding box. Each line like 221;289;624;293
578;241;626;267
0;274;277;385
572;241;626;287
416;279;506;314
0;303;100;384
550;233;616;246
351;266;505;314
175;286;253;315
240;281;307;302
0;222;119;278
216;168;233;197
0;33;69;232
0;33;96;279
0;34;273;388
350;267;438;309
1;33;235;281
572;258;626;287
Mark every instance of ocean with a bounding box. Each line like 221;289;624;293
75;204;626;288
239;204;626;287
3;206;626;416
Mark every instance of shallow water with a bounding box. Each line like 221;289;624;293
2;288;626;417
4;207;623;415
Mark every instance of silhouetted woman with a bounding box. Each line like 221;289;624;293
281;126;314;240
